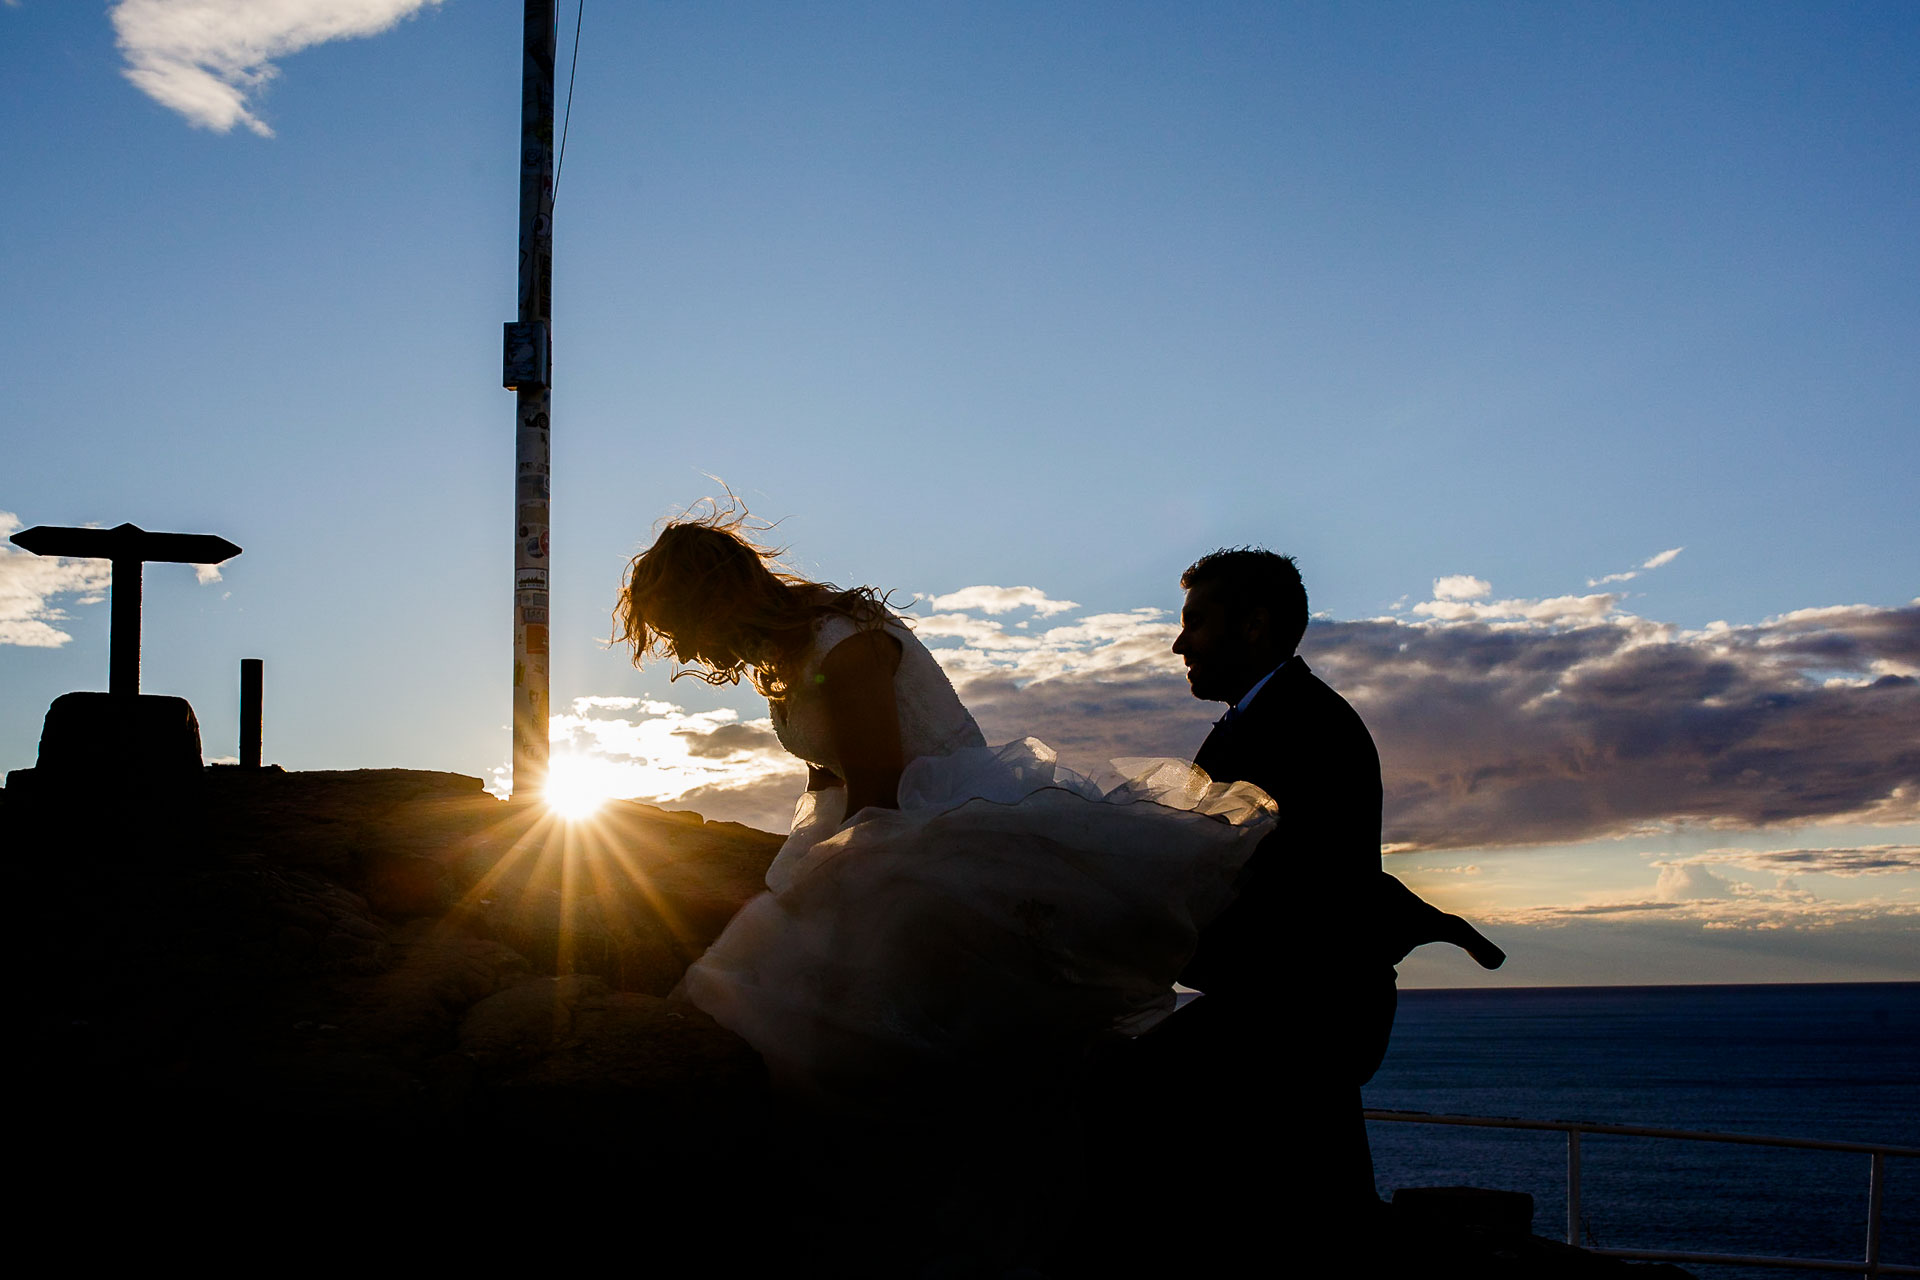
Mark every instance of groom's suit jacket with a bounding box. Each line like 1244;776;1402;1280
1180;656;1400;1083
1078;658;1403;1256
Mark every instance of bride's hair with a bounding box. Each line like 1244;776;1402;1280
616;495;893;699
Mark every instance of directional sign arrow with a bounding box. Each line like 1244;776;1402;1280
8;520;242;695
9;522;242;565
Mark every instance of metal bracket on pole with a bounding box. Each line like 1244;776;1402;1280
503;320;550;389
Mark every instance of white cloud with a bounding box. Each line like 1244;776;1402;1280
1654;861;1741;901
1642;546;1685;571
488;695;805;829
193;563;223;584
111;0;445;137
1484;856;1918;936
0;512;114;648
1588;545;1685;587
921;585;1079;616
546;577;1920;855
1412;592;1616;625
1432;575;1491;601
1675;845;1920;878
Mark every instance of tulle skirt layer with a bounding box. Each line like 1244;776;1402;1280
682;739;1274;1097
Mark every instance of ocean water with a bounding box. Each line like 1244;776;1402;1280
1362;983;1920;1278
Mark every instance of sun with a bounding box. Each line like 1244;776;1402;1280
545;754;620;821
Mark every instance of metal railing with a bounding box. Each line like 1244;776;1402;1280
1364;1109;1918;1277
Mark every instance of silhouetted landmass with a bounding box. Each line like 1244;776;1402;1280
5;769;1689;1275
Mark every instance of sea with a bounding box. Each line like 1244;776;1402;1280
1361;982;1919;1278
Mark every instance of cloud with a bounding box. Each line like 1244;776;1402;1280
489;695;805;829
1411;592;1617;624
193;563;223;584
921;585;1079;617
922;583;1920;853
547;578;1920;851
0;512;114;648
1654;861;1742;901
1321;601;1920;851
1589;545;1685;587
1432;575;1491;602
1483;855;1918;936
1642;547;1685;571
111;0;444;137
1670;845;1920;878
1398;911;1920;985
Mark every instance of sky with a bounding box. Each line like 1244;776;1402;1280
2;0;1915;987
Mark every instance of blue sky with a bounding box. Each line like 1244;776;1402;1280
3;1;1915;985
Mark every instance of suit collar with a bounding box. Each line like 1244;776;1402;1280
1226;655;1306;720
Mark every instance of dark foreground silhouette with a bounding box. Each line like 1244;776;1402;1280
9;767;1689;1276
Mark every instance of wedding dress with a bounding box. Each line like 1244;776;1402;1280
681;612;1277;1100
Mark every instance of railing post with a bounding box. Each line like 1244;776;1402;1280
1568;1128;1583;1246
1866;1150;1885;1278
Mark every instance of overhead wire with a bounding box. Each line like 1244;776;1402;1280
553;0;584;204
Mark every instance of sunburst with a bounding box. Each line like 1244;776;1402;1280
544;752;623;820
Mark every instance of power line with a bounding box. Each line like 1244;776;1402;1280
553;0;584;203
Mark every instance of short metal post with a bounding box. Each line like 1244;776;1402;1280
110;557;142;694
1865;1150;1885;1278
1568;1129;1583;1246
240;658;263;768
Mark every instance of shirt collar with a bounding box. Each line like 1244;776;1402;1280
1231;657;1290;717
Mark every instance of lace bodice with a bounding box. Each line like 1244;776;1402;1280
769;612;986;775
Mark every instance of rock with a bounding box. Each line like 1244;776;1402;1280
6;768;1707;1273
447;797;781;994
1384;1189;1698;1278
340;922;533;1059
364;853;450;917
10;768;781;1182
457;974;769;1160
30;691;202;791
1395;1185;1535;1235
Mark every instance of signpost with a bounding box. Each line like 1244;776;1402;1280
8;523;242;695
504;0;556;800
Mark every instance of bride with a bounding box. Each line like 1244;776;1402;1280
615;504;1276;1102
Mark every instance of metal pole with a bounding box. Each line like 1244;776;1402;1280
1866;1151;1885;1278
1567;1129;1583;1246
507;0;556;799
240;658;263;768
110;557;141;695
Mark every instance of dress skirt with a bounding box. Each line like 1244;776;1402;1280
682;738;1275;1100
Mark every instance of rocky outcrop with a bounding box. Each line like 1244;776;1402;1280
20;690;203;790
8;767;1690;1275
11;767;779;1236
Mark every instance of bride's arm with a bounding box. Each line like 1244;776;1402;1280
820;628;906;819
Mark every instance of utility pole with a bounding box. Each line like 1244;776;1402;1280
503;0;556;799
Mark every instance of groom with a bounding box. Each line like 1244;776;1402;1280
1077;549;1500;1266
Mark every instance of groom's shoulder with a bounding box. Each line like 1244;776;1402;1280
1263;657;1346;712
1259;659;1376;746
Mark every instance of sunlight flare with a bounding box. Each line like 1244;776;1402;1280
545;753;622;820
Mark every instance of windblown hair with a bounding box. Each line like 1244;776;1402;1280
1181;547;1309;656
615;497;893;700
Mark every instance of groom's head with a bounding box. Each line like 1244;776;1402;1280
1173;548;1308;704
